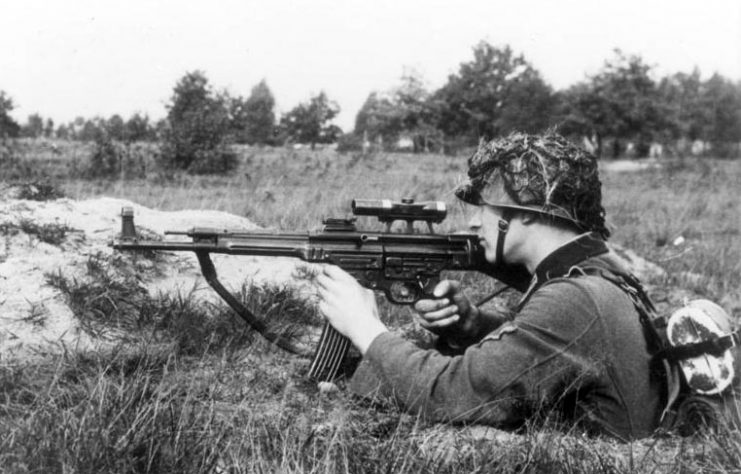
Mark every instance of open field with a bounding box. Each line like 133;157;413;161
1;140;740;472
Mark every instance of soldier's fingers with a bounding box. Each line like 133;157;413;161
315;272;332;290
419;305;459;322
419;313;460;330
414;298;450;313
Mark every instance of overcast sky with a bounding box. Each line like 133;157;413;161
2;0;740;131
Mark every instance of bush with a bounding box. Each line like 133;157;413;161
180;147;239;175
15;180;65;201
86;136;153;179
87;136;121;178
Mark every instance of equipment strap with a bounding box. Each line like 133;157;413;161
656;329;741;361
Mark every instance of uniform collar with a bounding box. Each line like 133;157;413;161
534;232;609;283
518;233;609;307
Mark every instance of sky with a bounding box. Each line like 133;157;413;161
2;0;740;132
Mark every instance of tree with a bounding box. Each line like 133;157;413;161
699;74;741;156
390;70;442;152
280;92;341;149
161;71;236;173
124;113;154;142
22;113;45;138
657;69;704;142
231;80;276;145
0;91;20;139
354;70;442;152
78;117;105;142
354;91;402;148
106;114;126;141
44;118;55;138
559;50;668;157
433;42;555;144
56;124;70;140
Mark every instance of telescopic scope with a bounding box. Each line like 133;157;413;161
351;198;447;223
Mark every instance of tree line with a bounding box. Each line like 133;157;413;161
354;44;741;158
1;41;740;166
0;73;340;149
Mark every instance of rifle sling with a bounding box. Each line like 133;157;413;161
195;251;309;356
195;251;349;382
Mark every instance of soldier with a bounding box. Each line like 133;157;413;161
316;131;667;439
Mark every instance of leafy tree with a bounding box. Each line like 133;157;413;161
280;92;341;149
657;69;704;142
700;74;741;155
106;114;126;141
433;42;555;144
355;70;442;152
70;116;86;140
78;117;106;142
556;83;616;157
124;113;155;142
56;124;70;140
44;118;55;138
354;91;402;148
160;71;236;173
22;113;45;138
559;50;668;157
391;70;442;152
231;80;276;145
0;91;20;138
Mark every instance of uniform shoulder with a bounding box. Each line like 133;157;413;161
523;271;632;319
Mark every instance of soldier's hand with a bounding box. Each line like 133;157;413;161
414;280;481;341
316;265;388;355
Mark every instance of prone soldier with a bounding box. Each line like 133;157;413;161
316;131;668;439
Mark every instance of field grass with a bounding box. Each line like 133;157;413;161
1;139;740;472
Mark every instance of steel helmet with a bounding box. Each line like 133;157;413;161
455;132;610;239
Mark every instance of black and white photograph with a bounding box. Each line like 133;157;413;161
1;0;740;471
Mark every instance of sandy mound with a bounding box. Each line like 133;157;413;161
0;195;310;361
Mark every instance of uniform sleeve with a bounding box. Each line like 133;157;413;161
361;278;610;427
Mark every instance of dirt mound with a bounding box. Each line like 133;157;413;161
0;195;310;361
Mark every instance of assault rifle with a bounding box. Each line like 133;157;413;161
111;199;530;382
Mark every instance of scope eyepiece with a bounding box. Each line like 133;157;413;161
351;198;447;223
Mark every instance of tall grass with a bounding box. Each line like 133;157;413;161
604;158;741;301
2;141;741;472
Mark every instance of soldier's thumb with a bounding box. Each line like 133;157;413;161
433;280;460;298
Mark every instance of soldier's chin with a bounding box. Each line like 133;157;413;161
483;245;497;264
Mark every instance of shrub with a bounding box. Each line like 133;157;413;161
159;71;237;175
15;180;65;201
87;135;121;178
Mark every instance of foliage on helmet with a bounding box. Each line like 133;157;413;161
456;131;610;239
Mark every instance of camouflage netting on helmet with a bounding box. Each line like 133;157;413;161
455;132;610;239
